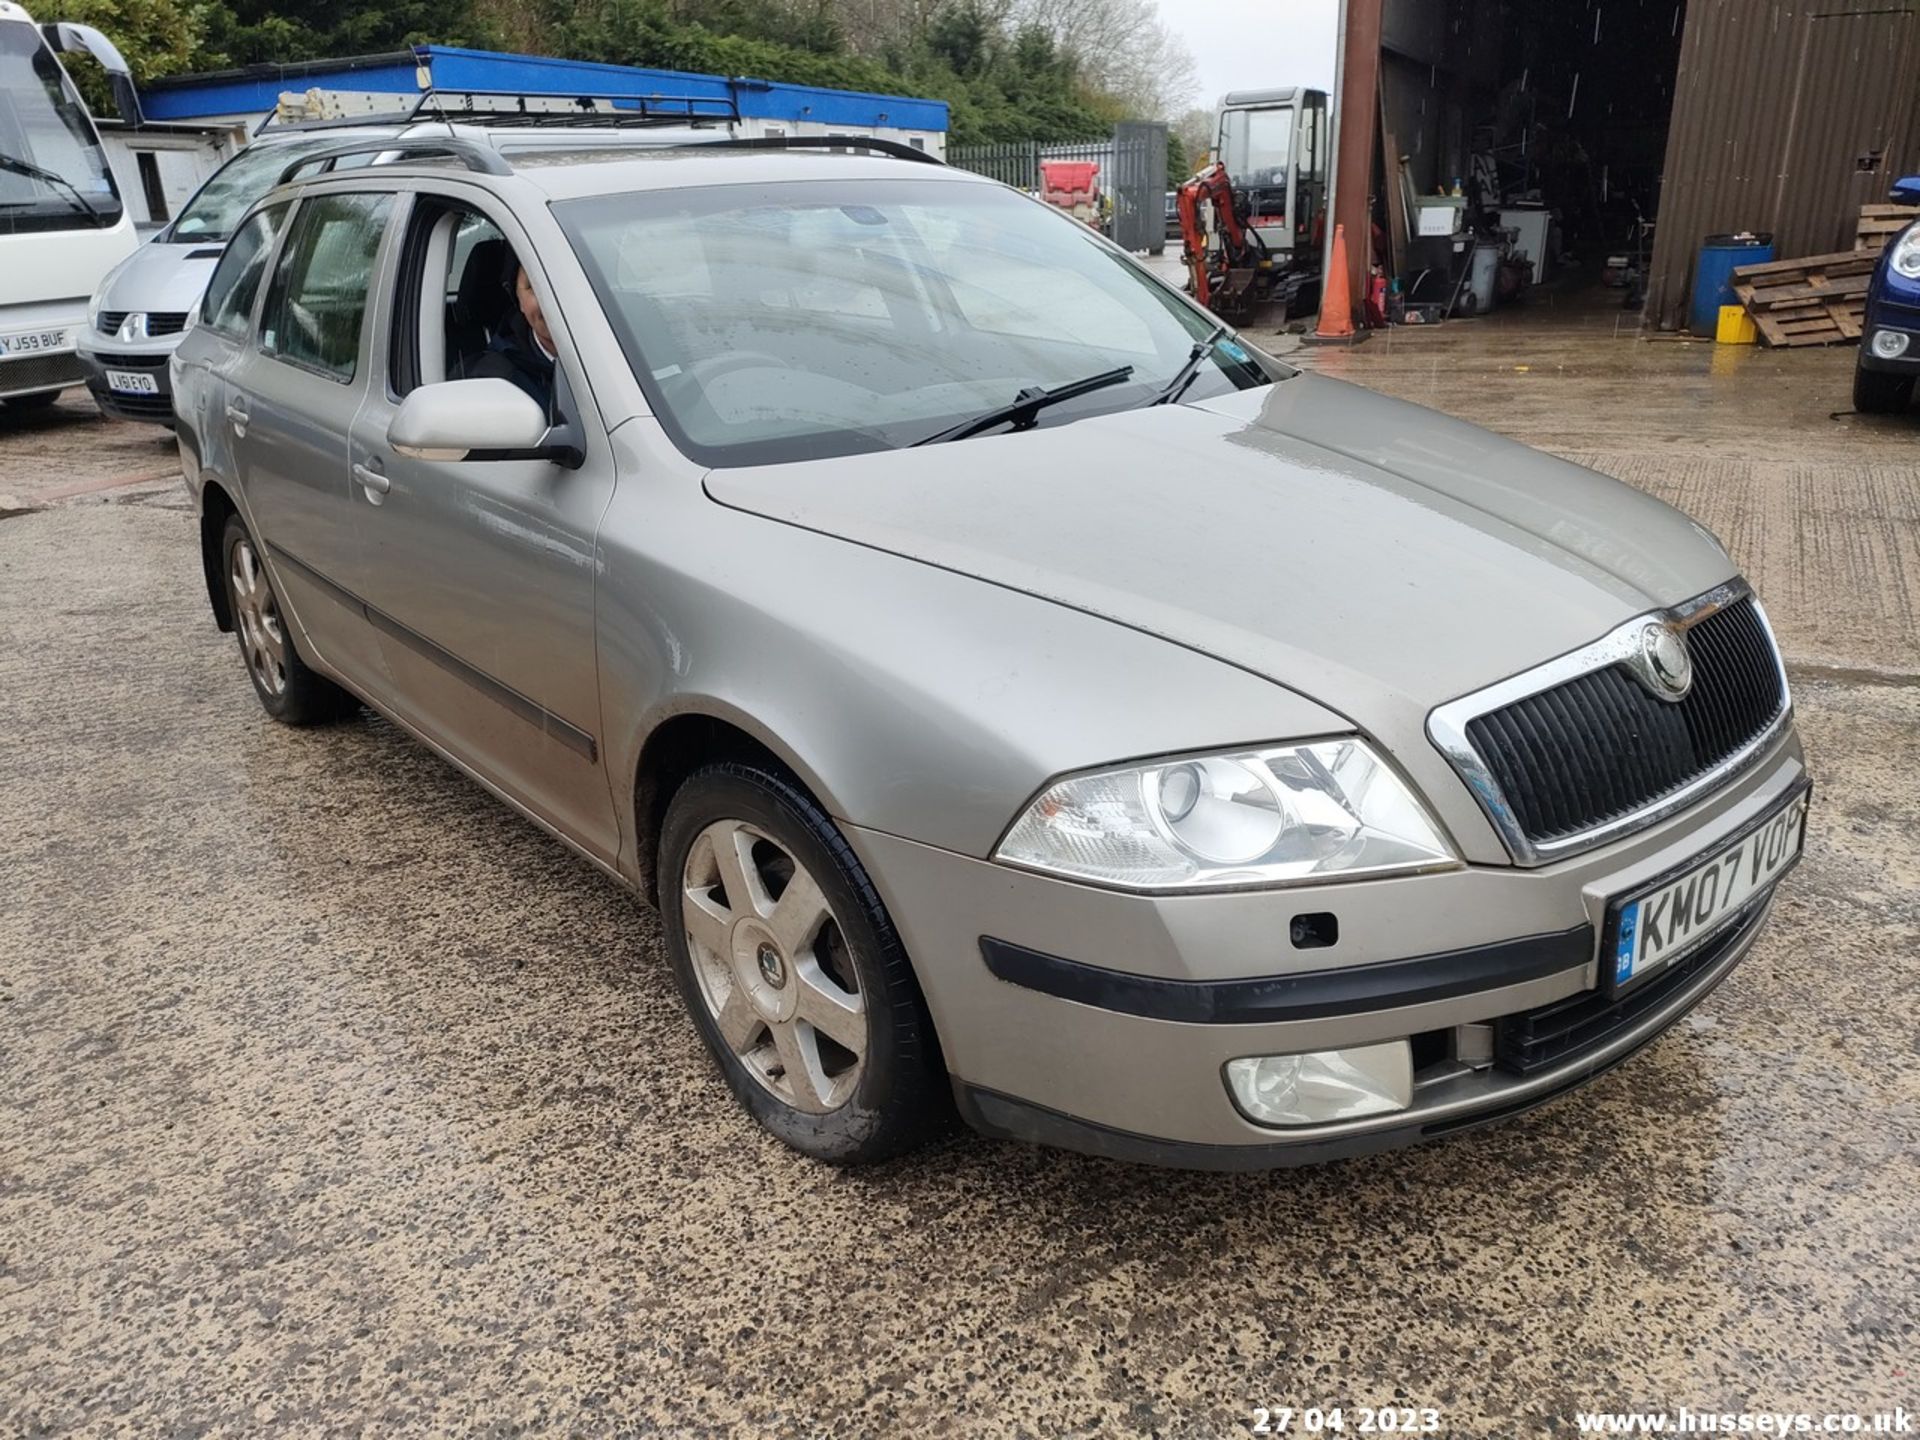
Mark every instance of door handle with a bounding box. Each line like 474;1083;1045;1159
225;398;248;436
352;462;390;496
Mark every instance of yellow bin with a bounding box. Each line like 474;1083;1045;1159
1716;303;1756;345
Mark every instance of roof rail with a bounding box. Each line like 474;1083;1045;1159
276;136;511;186
687;134;942;166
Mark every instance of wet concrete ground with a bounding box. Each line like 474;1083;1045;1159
2;313;1917;1435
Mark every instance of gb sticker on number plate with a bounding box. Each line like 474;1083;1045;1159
1608;785;1809;993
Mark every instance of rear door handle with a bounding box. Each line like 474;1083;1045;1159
352;462;389;497
225;398;248;436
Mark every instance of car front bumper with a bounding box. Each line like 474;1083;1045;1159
1860;288;1920;372
0;299;89;400
78;341;178;425
850;724;1807;1166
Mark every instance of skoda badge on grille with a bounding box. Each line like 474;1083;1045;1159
1632;621;1694;701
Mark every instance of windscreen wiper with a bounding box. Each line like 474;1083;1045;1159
0;152;104;225
1150;323;1230;406
912;365;1135;446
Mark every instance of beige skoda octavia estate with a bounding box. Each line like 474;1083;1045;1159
171;136;1807;1168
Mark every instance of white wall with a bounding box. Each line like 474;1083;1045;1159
101;129;239;230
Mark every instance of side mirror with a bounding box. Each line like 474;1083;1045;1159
389;378;555;463
1890;174;1920;205
44;22;143;126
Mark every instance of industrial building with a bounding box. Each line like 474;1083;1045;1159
1321;0;1918;331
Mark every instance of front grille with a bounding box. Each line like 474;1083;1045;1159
1465;597;1784;846
0;351;84;393
1493;899;1761;1073
95;311;186;337
88;351;169;370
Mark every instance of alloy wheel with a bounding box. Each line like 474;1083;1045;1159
229;535;288;697
680;818;868;1113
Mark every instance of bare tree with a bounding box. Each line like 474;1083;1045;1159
1009;0;1197;117
830;0;979;57
1171;105;1215;173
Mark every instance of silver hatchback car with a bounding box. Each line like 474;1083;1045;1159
172;137;1808;1168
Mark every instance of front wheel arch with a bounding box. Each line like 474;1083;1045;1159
633;711;817;908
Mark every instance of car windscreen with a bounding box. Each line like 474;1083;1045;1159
0;20;122;234
170;137;342;243
556;177;1285;468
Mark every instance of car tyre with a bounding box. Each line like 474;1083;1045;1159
220;513;359;725
1852;362;1913;415
659;760;946;1164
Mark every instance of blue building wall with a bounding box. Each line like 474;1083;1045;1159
140;44;948;134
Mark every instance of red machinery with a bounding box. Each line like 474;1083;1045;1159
1176;161;1278;316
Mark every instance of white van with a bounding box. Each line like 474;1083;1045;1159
0;1;144;410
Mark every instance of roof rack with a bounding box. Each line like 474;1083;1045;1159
687;134;942;166
277;136;511;186
261;86;740;133
415;88;739;127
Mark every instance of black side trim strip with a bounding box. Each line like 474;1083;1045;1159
978;925;1594;1025
265;542;599;763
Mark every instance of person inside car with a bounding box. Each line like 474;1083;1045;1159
471;259;557;417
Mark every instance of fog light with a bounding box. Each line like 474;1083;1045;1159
1225;1041;1412;1128
1871;329;1911;360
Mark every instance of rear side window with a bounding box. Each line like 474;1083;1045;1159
201;203;288;339
260;192;393;381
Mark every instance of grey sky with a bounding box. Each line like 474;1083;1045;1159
1157;0;1340;109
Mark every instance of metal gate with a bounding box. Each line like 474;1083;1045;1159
1108;121;1168;255
949;123;1168;254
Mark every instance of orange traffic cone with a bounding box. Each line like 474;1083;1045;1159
1314;222;1356;340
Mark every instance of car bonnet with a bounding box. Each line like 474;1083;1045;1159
702;371;1738;742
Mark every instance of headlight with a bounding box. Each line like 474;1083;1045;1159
995;738;1458;891
86;290;102;327
1894;223;1920;279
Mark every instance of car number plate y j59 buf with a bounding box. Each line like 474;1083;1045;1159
1607;784;1809;993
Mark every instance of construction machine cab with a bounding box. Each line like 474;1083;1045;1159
1214;88;1329;259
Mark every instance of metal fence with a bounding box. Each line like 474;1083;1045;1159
949;126;1169;253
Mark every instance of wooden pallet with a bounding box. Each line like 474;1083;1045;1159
1733;249;1877;346
1749;300;1866;346
1857;202;1918;251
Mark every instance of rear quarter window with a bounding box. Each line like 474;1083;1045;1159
201;203;289;339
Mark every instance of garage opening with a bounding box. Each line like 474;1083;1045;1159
1375;0;1688;327
1362;0;1920;333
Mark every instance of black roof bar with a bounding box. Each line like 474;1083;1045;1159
277;136;511;186
687;134;942;166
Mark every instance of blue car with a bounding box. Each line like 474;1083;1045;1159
1856;174;1920;413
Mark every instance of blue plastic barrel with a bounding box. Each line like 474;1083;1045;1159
1691;232;1774;334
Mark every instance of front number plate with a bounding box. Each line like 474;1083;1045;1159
105;369;158;394
1608;786;1809;992
0;328;69;356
